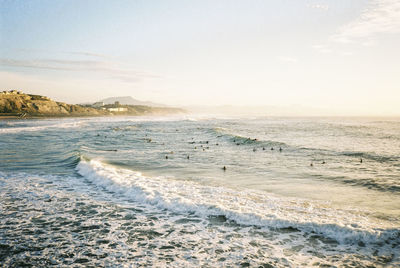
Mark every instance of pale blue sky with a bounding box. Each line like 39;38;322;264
1;0;400;115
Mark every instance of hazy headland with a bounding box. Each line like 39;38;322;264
0;90;185;119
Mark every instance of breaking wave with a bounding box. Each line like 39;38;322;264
0;120;84;134
76;159;400;246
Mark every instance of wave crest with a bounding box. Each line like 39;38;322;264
76;159;400;245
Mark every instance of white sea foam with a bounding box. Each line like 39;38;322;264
81;115;195;124
76;159;399;245
0;171;358;267
0;120;84;134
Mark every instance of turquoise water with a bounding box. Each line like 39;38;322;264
1;115;399;267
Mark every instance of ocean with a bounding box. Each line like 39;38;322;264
1;115;399;267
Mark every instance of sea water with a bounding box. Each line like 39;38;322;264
0;115;399;267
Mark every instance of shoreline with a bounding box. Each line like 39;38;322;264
2;114;400;120
0;112;186;120
0;114;114;120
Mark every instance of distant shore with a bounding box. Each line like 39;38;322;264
0;114;105;120
0;114;186;120
0;90;185;119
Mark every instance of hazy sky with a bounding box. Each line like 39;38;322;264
1;0;399;115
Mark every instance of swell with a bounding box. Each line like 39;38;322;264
60;152;82;168
340;151;400;163
341;178;400;193
0;150;82;176
311;174;400;194
0;121;83;134
32;150;82;169
211;127;400;165
211;127;288;147
206;126;400;193
76;159;400;246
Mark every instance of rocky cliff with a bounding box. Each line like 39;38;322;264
0;91;108;117
0;91;184;117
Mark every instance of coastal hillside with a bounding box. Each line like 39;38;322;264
0;90;184;117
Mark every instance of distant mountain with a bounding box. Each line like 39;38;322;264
99;96;167;107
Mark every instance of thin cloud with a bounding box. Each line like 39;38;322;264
332;0;400;43
0;57;161;83
13;48;112;59
67;51;111;58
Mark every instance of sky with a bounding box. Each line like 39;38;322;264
0;0;400;115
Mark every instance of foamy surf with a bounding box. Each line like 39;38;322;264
3;116;400;267
0;120;84;134
76;159;399;246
